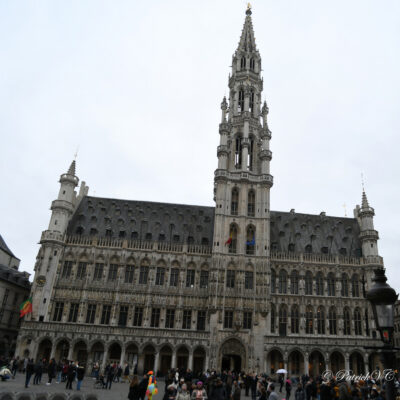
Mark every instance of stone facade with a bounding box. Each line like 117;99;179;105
16;7;385;376
0;234;31;356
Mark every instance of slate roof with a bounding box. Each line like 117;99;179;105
0;264;30;289
67;196;362;257
0;234;19;260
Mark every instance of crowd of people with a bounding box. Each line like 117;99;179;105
0;354;398;400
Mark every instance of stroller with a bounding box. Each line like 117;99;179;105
93;373;106;389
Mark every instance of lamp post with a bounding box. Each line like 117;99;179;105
366;268;398;400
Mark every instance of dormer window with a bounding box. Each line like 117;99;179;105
250;58;255;70
240;56;246;70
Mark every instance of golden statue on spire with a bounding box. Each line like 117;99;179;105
247;3;251;10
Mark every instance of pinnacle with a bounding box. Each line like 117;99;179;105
67;160;76;176
237;9;257;54
361;190;370;209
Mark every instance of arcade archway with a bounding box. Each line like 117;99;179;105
219;338;246;372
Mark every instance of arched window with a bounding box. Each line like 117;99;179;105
329;306;337;335
240;56;246;70
291;305;299;334
317;306;325;334
250;58;255;71
231;188;239;215
306;305;313;334
238;90;244;112
246;226;255;255
279;305;287;336
305;271;313;295
270;269;276;294
305;244;312;253
352;274;359;297
343;307;351;335
249;90;255;114
270;304;276;333
235;138;242;168
316;272;324;296
247;190;255;217
248;138;254;171
365;308;370;336
341;273;349;297
354;308;362;335
228;224;238;254
279;270;287;294
290;270;299;295
327;273;336;296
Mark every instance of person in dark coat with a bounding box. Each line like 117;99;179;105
250;374;258;400
76;364;85;390
295;383;305;400
25;358;35;388
33;359;43;385
232;381;241;400
65;362;76;390
209;378;226;400
139;374;149;400
244;374;252;397
47;358;56;385
105;364;114;389
129;375;141;400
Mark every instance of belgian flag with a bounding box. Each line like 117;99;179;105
19;297;32;318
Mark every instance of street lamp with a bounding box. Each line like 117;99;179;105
366;267;398;400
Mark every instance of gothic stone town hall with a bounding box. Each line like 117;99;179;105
16;8;385;376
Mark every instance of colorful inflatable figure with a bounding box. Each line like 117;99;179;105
146;371;158;400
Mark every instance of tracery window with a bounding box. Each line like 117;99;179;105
343;307;351;335
327;272;335;296
306;305;313;334
247;190;255;217
354;308;362;335
279;305;287;336
316;272;324;296
341;273;349;297
352;274;360;297
317;306;325;334
271;269;276;294
231;188;239;215
290;270;299;294
291;305;299;334
279;270;287;294
329;306;337;335
305;271;313;295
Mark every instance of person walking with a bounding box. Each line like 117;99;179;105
11;357;19;378
33;359;43;385
76;363;85;391
105;363;114;389
231;381;241;400
139;374;149;400
123;363;130;383
65;362;76;390
177;383;191;400
25;358;34;388
209;378;226;400
295;383;305;400
268;384;279;400
191;381;208;400
129;375;141;400
250;374;258;400
47;358;56;385
286;377;292;400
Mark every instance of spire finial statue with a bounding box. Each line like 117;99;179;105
246;2;252;15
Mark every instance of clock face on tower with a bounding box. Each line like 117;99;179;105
36;275;46;286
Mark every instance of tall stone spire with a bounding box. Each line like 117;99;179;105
67;160;76;176
236;5;258;54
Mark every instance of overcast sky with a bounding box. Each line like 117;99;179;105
1;1;400;289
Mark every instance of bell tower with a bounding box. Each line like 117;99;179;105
210;6;273;372
213;6;273;257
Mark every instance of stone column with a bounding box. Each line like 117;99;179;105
304;353;309;375
120;346;126;367
171;350;177;369
154;351;160;374
205;353;209;370
50;344;56;360
188;350;193;371
364;354;369;374
345;354;350;371
101;351;108;373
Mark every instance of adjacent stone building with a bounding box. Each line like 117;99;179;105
16;7;385;376
0;234;31;357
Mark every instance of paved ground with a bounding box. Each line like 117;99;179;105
0;374;288;400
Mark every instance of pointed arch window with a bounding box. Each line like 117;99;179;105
231;188;239;215
341;273;349;297
316;272;324;296
327;273;336;296
250;58;255;71
291;305;299;334
290;270;299;294
240;56;246;70
228;224;238;254
247;190;255;217
354;308;362;335
317;306;325;334
238;90;244;112
305;305;313;334
246;226;255;255
279;305;287;336
352;274;360;297
278;270;287;294
235;138;242;168
270;269;276;294
248;138;254;170
305;271;313;295
329;306;337;335
249;90;255;114
343;307;351;335
270;304;276;333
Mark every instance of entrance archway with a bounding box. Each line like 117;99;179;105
288;350;304;376
37;338;52;362
219;338;246;372
267;349;283;375
330;351;345;374
177;346;189;370
159;345;173;376
125;343;139;370
108;343;121;363
90;342;104;364
309;350;325;377
368;352;382;373
73;341;88;366
350;352;364;375
55;340;70;361
143;345;155;372
193;347;206;375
